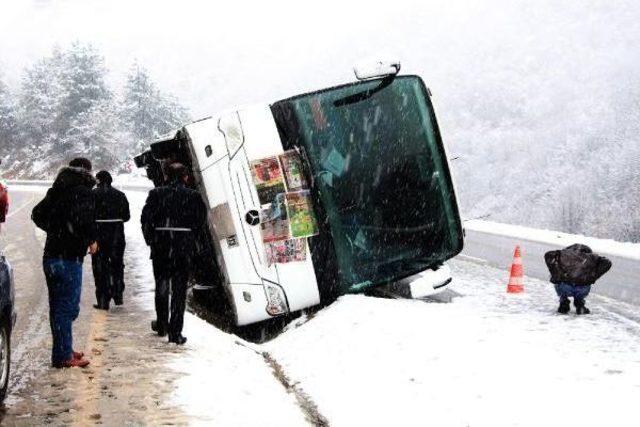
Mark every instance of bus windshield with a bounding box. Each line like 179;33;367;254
271;76;463;294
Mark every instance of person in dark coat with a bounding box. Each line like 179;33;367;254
544;244;612;315
31;158;97;368
91;171;130;310
141;163;207;345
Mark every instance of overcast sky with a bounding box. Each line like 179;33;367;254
1;0;638;121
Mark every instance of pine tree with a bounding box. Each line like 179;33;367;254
15;44;116;176
57;42;111;135
120;63;156;143
120;63;189;155
0;76;18;160
18;48;65;153
61;99;123;170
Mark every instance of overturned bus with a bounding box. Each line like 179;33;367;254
135;63;464;327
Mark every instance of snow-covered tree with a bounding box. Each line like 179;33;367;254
56;43;111;135
60;99;124;171
120;63;189;155
13;45;123;175
4;46;190;178
17;49;65;154
0;75;18;159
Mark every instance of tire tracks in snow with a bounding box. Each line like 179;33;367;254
235;340;330;427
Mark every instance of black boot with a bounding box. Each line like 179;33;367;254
169;335;187;345
113;295;123;306
557;300;570;314
576;305;591;315
151;320;167;337
575;300;590;315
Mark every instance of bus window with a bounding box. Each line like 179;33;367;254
272;76;463;294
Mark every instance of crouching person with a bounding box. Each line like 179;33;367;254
544;244;612;315
141;163;207;345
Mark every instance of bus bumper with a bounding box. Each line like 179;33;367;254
379;263;453;299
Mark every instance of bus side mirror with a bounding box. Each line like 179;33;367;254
353;60;401;81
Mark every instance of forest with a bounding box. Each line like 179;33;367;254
0;43;188;177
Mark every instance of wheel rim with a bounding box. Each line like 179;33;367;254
0;327;8;387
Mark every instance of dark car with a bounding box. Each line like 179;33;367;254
0;179;16;402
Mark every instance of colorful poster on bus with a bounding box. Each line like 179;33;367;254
279;150;308;191
259;193;290;243
285;190;319;239
250;156;286;205
265;238;307;265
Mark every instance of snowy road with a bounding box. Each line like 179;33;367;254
1;186;639;426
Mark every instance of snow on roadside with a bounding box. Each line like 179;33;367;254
5;172;152;192
124;191;307;426
112;172;153;189
4;183;52;193
466;219;640;260
168;314;307;426
264;259;640;427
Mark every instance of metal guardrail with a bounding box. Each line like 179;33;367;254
462;220;640;305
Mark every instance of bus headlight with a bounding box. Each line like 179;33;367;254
218;112;244;157
263;281;288;316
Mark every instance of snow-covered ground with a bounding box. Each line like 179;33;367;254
125;190;640;426
264;260;640;427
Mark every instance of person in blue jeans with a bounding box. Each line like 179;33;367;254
32;158;98;368
43;259;83;364
553;282;593;314
545;244;612;315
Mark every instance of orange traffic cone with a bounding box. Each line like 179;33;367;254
507;246;524;293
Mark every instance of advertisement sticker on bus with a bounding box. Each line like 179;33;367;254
279;150;308;191
265;239;307;266
249;156;285;205
259;194;290;243
285;190;319;239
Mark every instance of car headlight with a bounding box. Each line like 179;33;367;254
263;281;288;316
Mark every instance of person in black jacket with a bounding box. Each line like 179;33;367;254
544;244;612;315
91;171;130;310
141;163;207;345
32;158;97;368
